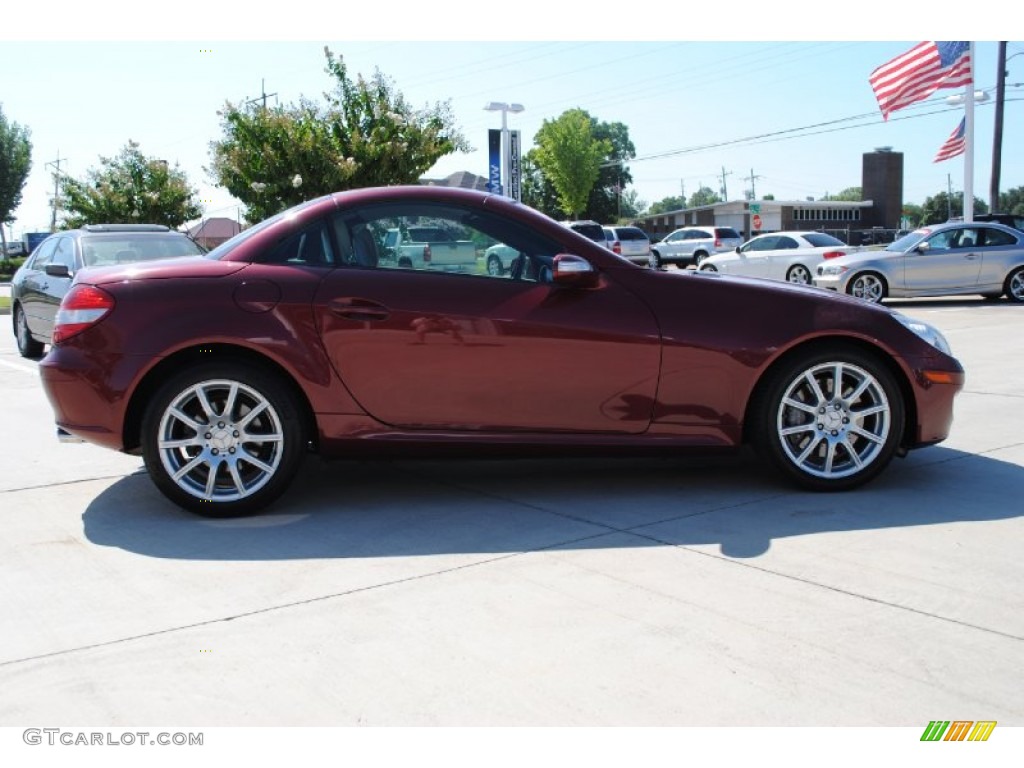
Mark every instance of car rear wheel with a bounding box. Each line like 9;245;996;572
786;264;813;285
648;251;662;269
14;305;45;359
141;362;306;517
1005;267;1024;303
847;272;887;303
693;251;709;266
753;349;904;491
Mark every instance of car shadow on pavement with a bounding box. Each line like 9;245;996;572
80;445;1024;561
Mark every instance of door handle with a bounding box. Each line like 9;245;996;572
329;297;390;322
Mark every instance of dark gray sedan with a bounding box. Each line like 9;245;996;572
11;224;205;358
814;221;1024;303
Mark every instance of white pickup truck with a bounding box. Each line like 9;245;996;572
382;226;478;272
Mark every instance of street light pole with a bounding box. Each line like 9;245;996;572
484;102;524;200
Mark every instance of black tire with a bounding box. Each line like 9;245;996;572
14;305;45;359
648;250;662;269
693;251;709;266
752;347;904;491
398;256;413;269
700;264;718;273
141;361;307;517
786;264;813;285
1004;267;1024;303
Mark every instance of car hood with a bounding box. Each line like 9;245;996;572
73;255;248;285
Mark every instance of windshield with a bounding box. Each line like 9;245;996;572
82;233;204;266
886;229;929;252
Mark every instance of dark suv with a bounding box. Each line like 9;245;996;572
11;224;205;358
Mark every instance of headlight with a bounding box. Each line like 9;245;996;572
818;264;849;276
893;313;953;356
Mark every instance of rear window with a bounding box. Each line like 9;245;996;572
615;227;648;241
570;223;605;242
82;233;204;266
802;233;846;247
715;228;741;239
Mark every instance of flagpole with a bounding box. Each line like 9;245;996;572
964;41;976;223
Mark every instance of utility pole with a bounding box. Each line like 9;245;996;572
719;166;732;201
991;41;1007;212
745;168;763;201
679;179;686;204
246;78;278;109
45;151;67;232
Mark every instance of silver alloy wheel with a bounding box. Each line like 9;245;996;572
787;264;812;284
1008;268;1024;302
775;361;892;480
155;378;285;503
848;273;886;303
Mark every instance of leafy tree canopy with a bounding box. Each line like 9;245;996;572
648;196;685;215
209;47;469;222
919;191;988;225
0;104;33;249
998;185;1024;215
822;187;862;202
688;186;722;208
523;110;630;221
59;141;201;229
530;109;612;219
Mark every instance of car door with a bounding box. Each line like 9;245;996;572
731;236;777;277
902;227;983;291
17;237;58;334
974;225;1023;291
314;202;662;434
35;236;78;338
763;235;801;279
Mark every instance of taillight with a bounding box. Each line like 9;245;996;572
422;244;432;263
53;284;115;344
714;238;722;247
822;250;846;260
612;241;622;254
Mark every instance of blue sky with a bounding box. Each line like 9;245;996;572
2;9;1020;237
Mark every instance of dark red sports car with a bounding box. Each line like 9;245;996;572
39;186;964;516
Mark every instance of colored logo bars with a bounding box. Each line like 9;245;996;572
920;720;997;742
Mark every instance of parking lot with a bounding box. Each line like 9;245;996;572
0;296;1022;727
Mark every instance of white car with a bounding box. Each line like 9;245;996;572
699;231;858;284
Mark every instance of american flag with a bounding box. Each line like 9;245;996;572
870;42;972;119
934;118;967;163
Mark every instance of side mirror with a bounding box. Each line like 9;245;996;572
735;246;742;254
552;254;599;288
914;241;931;254
45;263;71;278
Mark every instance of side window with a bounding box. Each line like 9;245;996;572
335;202;562;283
53;237;77;270
776;236;800;249
925;230;957;251
261;221;335;266
980;227;1017;247
28;238;57;269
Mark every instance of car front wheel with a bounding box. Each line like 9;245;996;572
753;348;904;491
141;362;306;517
847;272;887;303
1005;267;1024;303
14;305;45;359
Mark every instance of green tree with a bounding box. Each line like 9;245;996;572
919;191;988;224
822;187;862;201
210;47;469;222
998;185;1024;215
522;110;627;221
0;105;32;252
59;141;201;229
901;202;924;228
648;196;686;215
531;109;611;219
619;189;646;219
688;186;722;208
